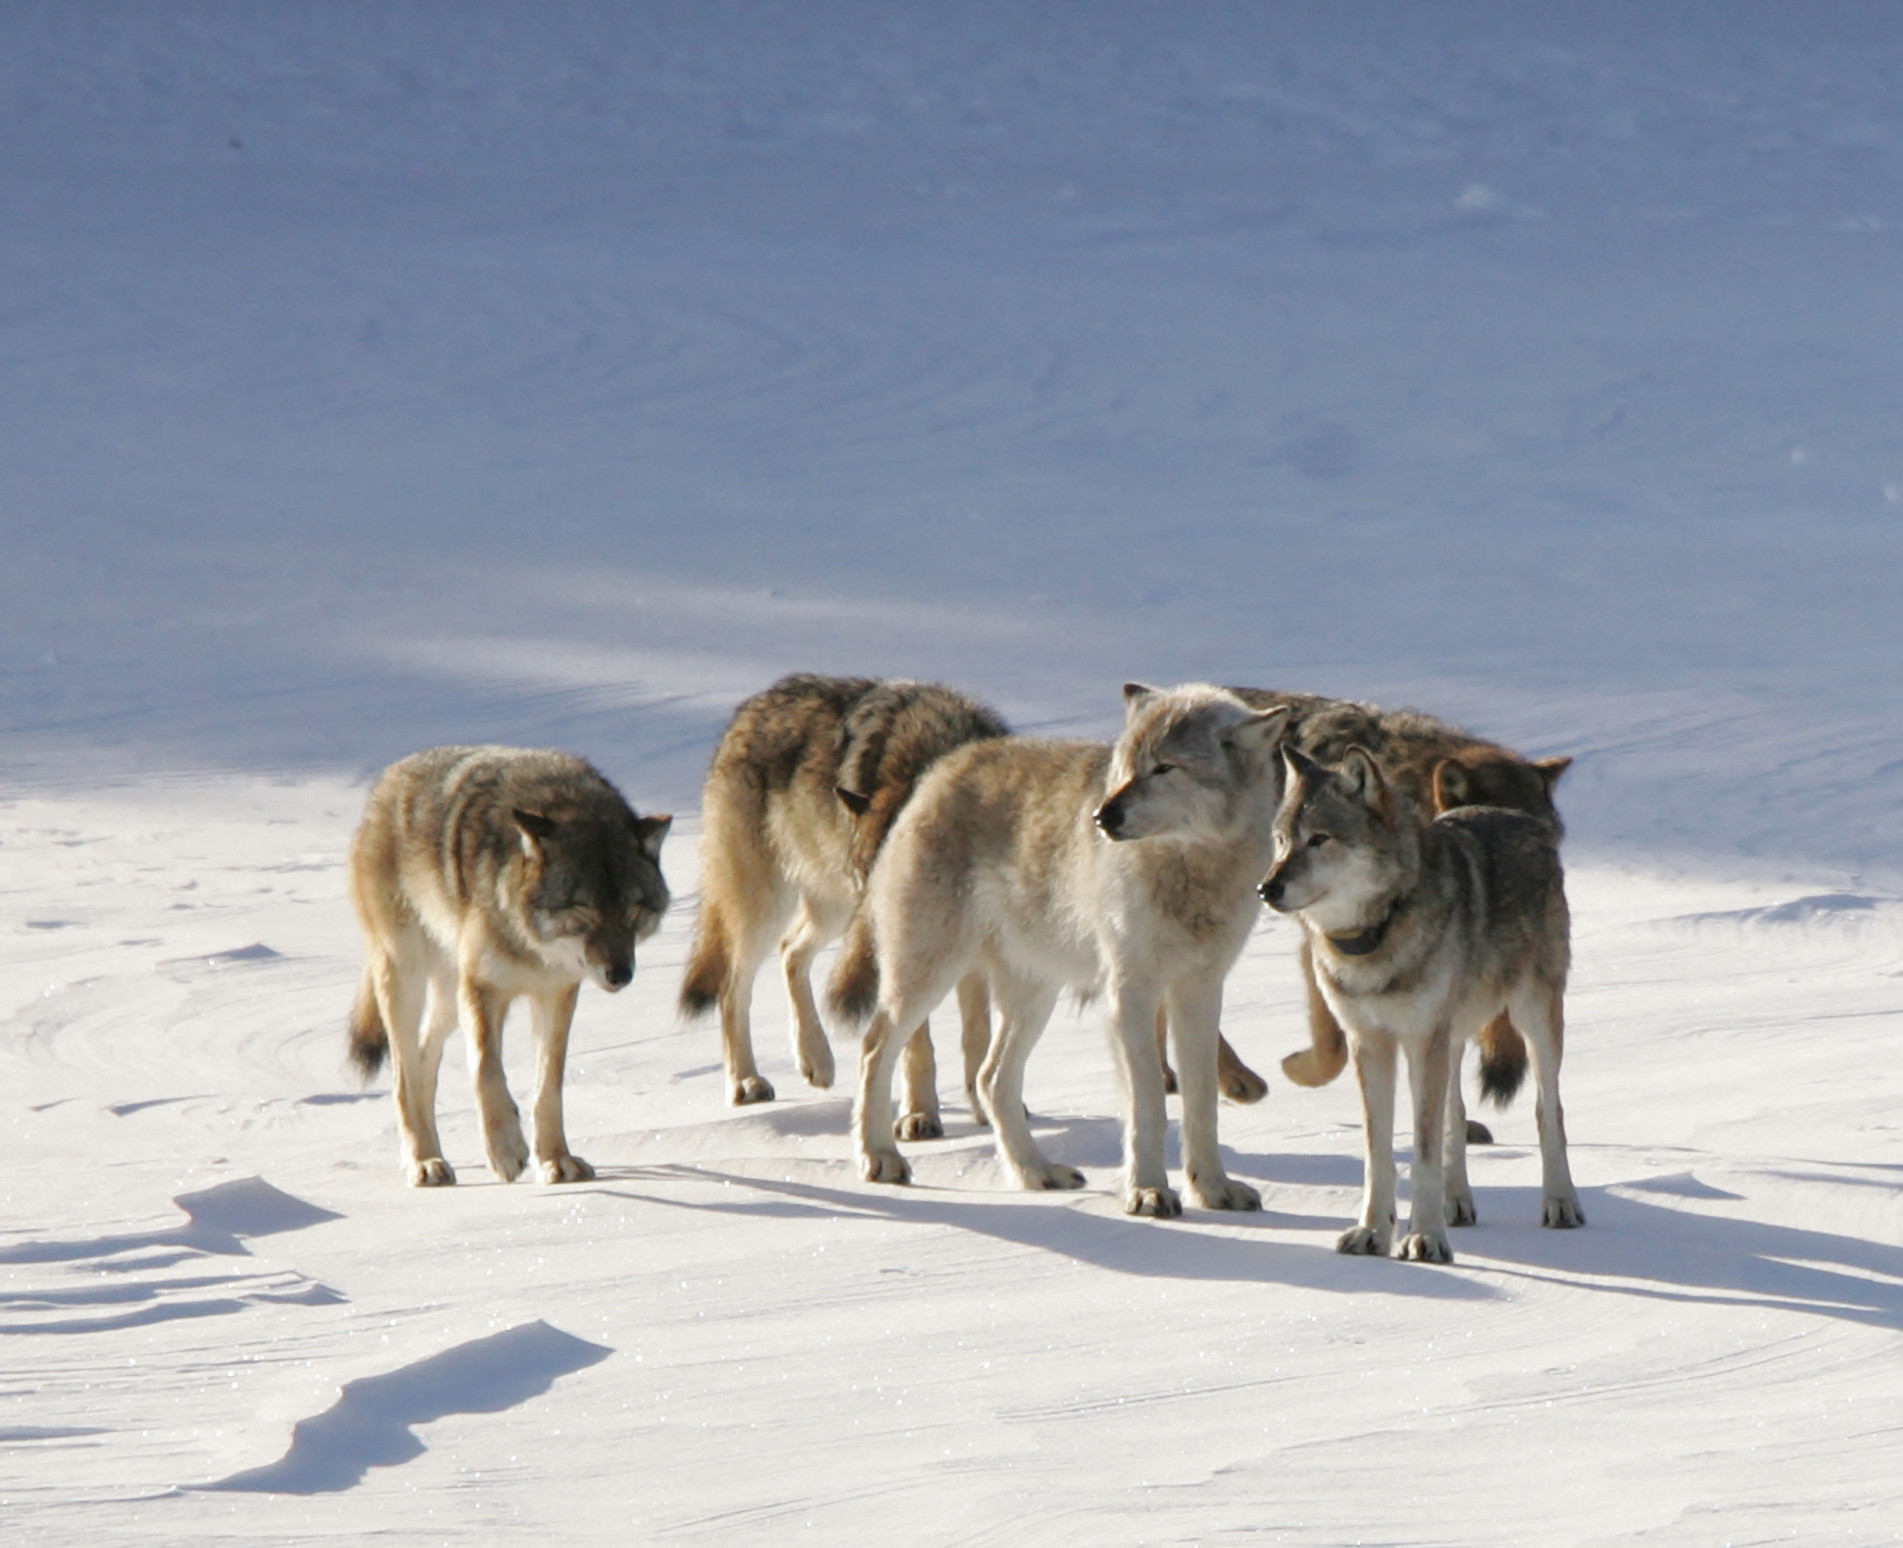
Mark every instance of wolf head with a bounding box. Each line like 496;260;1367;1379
515;806;672;991
1432;751;1570;828
1094;684;1289;844
1260;744;1414;932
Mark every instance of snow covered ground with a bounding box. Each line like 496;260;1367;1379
3;4;1901;1542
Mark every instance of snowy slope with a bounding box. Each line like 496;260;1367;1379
3;5;1901;1543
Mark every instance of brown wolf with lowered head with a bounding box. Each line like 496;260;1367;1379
1261;743;1581;1263
348;746;671;1187
1231;688;1570;1109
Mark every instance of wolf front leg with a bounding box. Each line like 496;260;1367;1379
1167;976;1260;1212
1340;1030;1398;1256
459;975;529;1182
1106;977;1179;1217
529;983;593;1183
975;969;1079;1192
1396;1025;1456;1263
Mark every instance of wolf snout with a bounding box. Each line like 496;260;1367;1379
602;962;633;990
1094;799;1128;840
1259;873;1288;909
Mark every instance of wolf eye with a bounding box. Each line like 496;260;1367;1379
1306;832;1331;849
1151;763;1176;777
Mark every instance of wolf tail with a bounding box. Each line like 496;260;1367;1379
825;909;881;1026
348;969;389;1081
1476;1013;1528;1107
678;908;732;1020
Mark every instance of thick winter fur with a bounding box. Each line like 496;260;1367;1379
679;674;1009;1130
1261;745;1581;1262
348;746;671;1187
1230;687;1570;1099
828;684;1289;1217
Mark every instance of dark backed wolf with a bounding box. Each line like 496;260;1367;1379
1230;688;1570;1107
348;746;671;1187
679;674;1010;1134
1261;743;1581;1261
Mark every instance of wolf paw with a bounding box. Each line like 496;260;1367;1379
860;1149;912;1186
1398;1231;1454;1264
1465;1118;1494;1145
1191;1175;1262;1212
408;1157;456;1188
1281;1044;1347;1089
732;1075;776;1105
1542;1193;1586;1228
1015;1160;1086;1192
1220;1064;1269;1105
1125;1185;1184;1219
1445;1193;1477;1227
895;1112;943;1142
799;1040;835;1090
486;1123;530;1183
1336;1225;1390;1256
540;1153;595;1184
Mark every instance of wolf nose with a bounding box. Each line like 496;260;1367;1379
604;963;633;989
1259;877;1285;908
1094;802;1124;838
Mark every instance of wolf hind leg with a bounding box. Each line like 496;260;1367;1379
896;1022;943;1141
780;894;846;1092
956;972;993;1124
1442;1039;1476;1226
377;939;454;1187
1511;979;1583;1228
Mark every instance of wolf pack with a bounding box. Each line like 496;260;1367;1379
345;674;1580;1265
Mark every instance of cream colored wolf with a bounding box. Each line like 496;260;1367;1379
348;746;671;1187
1261;743;1581;1262
829;684;1289;1217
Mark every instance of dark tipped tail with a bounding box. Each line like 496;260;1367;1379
825;909;881;1026
1477;1013;1527;1107
348;970;389;1082
678;908;732;1021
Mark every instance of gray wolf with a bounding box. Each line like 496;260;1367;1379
1231;688;1570;1104
348;746;671;1186
1261;743;1581;1262
829;684;1289;1217
678;674;1008;1135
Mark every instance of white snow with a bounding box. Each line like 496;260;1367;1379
4;3;1901;1542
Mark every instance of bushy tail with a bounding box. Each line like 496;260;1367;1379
678;907;733;1020
348;970;389;1082
825;909;881;1026
1477;1013;1528;1107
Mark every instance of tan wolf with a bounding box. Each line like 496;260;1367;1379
829;685;1289;1217
1261;743;1581;1262
347;746;671;1187
1231;688;1570;1110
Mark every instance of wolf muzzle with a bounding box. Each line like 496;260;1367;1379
1258;870;1289;910
1093;794;1130;840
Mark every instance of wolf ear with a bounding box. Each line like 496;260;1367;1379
1223;704;1290;759
514;809;558;844
1281;742;1324;790
1535;755;1573;795
1122;682;1159;709
1432;759;1471;813
1340;746;1392;817
633;812;672;858
835;785;872;817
